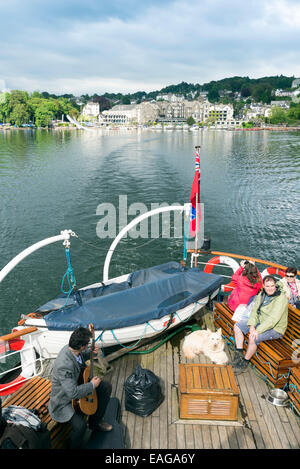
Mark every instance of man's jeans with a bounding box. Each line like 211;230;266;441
235;320;283;345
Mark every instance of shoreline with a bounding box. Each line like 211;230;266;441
1;124;300;132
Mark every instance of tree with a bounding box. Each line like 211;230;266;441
252;83;272;104
0;92;8;122
186;116;195;126
207;86;219;102
6;90;30;124
34;104;54;127
9;103;30;126
57;97;79;118
287;102;300;121
121;95;131;105
269;106;288;124
241;86;251;98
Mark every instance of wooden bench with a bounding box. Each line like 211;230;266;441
2;376;71;449
288;367;300;416
214;302;300;389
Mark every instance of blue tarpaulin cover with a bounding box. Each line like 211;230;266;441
42;262;222;331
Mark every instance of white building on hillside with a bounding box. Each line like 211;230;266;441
246;104;271;120
205;103;234;122
101;99;235;125
156;93;184;103
292;78;300;89
82;101;100;117
270;101;290;109
102;102;159;125
102;105;137;124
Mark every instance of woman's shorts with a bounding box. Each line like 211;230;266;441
235;320;283;345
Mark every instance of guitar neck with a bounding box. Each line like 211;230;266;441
88;324;95;381
89;338;95;380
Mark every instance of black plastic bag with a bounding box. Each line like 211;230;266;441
124;364;164;417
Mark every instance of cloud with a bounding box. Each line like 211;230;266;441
1;0;300;95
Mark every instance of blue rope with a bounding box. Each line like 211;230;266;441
55;248;78;311
174;301;201;323
288;383;300;396
95;331;105;344
95;300;201;351
110;325;149;349
61;248;76;294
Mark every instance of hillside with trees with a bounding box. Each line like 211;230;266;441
0;75;299;127
0;90;79;127
104;75;296;105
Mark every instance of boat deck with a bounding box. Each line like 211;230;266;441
39;313;300;449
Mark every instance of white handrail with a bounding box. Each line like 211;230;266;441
0;230;75;284
103;204;190;282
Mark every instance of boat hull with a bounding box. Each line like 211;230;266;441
19;290;218;358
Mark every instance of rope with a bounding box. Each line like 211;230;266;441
56;247;78;311
61;248;76;294
174;301;202;323
94;301;202;353
110;325;149;349
288;383;300;396
129;324;196;355
76;234;166;253
254;350;291;380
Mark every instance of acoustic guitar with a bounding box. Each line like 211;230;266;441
73;323;98;416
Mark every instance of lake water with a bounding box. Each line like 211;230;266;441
0;128;299;333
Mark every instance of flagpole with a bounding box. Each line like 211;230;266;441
194;145;201;267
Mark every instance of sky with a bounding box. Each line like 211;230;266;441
1;0;300;96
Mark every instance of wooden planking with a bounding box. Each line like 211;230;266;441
159;343;169;449
42;320;297;450
5;325;300;450
193;424;204;449
218;425;230;449
2;377;70;449
119;334;296;449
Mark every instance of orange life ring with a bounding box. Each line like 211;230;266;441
204;256;240;292
261;267;285;278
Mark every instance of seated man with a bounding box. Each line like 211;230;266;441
231;275;288;374
49;327;112;449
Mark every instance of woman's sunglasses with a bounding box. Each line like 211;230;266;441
286;274;296;278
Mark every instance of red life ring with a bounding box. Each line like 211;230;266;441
204;256;240;292
0;375;27;396
0;335;31;396
261;267;286;278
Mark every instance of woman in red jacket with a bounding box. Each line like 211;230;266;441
228;260;263;312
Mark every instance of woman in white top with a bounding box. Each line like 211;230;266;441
279;266;300;309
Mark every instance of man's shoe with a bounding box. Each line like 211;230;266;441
230;351;244;366
233;357;249;375
90;420;113;432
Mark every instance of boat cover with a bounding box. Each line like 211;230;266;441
42;262;222;331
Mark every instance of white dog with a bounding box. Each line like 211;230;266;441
182;328;228;365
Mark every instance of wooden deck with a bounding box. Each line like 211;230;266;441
102;334;300;449
8;313;300;450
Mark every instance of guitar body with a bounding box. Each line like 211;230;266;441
78;365;98;415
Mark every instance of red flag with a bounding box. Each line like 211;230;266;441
190;149;201;236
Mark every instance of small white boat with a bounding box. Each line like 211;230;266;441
0;204;222;396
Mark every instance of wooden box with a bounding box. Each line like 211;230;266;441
179;364;239;421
